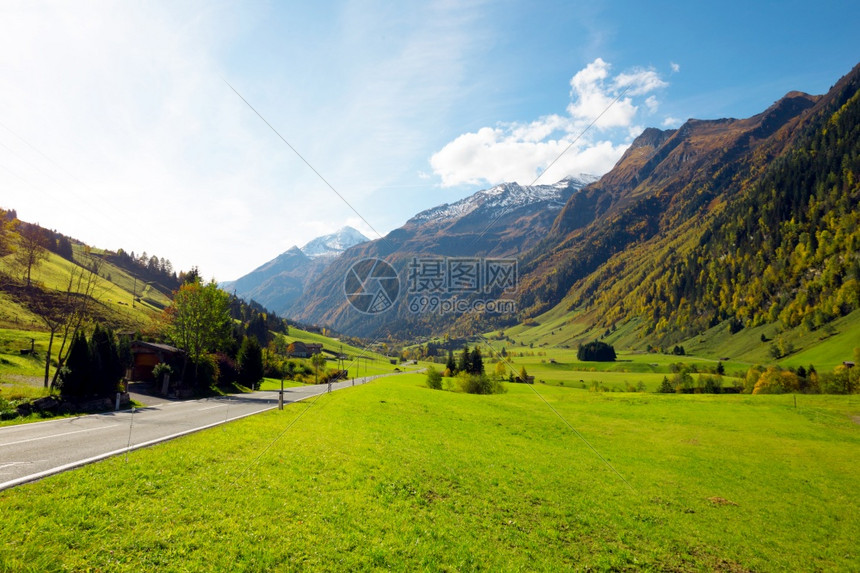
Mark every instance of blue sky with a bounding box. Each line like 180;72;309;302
0;1;857;281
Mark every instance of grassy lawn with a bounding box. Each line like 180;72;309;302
258;377;311;391
1;374;857;571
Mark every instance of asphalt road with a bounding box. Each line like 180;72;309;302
0;375;387;491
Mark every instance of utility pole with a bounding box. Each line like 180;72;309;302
279;375;284;410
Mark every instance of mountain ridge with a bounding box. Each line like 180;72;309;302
503;64;859;356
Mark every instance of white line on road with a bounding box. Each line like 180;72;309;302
196;405;224;411
0;424;120;447
0;461;40;469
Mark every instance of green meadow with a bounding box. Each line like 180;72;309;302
499;298;860;373
2;374;857;571
476;345;744;391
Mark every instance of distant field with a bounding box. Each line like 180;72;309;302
285;326;412;378
501;295;860;373
475;346;744;391
1;374;856;571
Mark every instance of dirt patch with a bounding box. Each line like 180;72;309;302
708;496;738;506
852;415;860;425
3;374;43;386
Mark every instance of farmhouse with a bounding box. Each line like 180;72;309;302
287;341;323;358
130;341;183;381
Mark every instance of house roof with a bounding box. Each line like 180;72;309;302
131;341;183;354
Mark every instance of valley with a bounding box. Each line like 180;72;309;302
0;42;858;571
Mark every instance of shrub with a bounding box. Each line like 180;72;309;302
152;362;173;381
186;354;219;388
456;373;506;395
425;366;443;390
672;371;694;393
214;353;238;387
700;374;723;394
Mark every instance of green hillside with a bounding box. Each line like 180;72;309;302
495;64;860;372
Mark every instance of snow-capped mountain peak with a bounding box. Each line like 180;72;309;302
407;175;599;225
300;226;370;259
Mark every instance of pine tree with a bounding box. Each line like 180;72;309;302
469;347;484;375
237;336;264;390
59;330;90;398
89;324;122;397
457;346;470;373
445;350;456;374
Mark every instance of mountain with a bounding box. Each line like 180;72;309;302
221;226;368;314
300;226;370;259
284;62;860;359
504;63;860;357
284;176;598;337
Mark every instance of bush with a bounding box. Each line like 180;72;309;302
152;362;173;381
186;354;219;388
425;366;443;390
700;374;723;394
455;373;506;395
214;353;238;387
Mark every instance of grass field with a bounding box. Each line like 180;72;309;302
499;293;860;373
474;345;744;391
1;374;857;571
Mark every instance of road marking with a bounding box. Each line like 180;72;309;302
197;405;224;412
0;461;39;470
0;424;120;447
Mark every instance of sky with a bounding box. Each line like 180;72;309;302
0;0;857;281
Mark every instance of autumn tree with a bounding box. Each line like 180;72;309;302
494;360;507;380
164;278;232;383
311;352;327;384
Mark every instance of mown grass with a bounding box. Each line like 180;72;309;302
1;374;857;571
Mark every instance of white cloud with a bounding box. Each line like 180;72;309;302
670;61;681;73
645;96;659;114
430;58;669;187
662;116;682;127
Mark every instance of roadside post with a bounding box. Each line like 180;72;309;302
279;378;284;410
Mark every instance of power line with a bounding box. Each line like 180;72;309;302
221;77;395;252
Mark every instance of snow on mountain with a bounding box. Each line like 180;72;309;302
407;175;599;225
300;226;370;259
